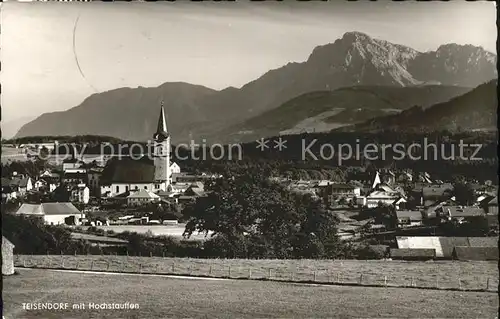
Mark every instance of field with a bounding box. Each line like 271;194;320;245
15;255;499;291
3;269;498;318
78;224;213;240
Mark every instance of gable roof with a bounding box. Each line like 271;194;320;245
11;177;31;188
102;157;155;184
422;184;453;198
442;206;485;218
396;210;423;221
16;203;81;215
127;189;160;199
488;196;498;205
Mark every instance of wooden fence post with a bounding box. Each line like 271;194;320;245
76;260;80;269
209;264;213;276
162;251;165;258
411;276;415;287
313;270;317;282
359;274;363;285
107;261;110;271
384;276;387;287
486;278;490;290
337;273;340;283
248;269;252;279
228;265;231;278
139;263;142;274
268;268;272;279
126;250;129;257
172;262;175;273
436;276;439;289
61;258;65;269
150;252;153;258
458;278;462;290
155;264;159;274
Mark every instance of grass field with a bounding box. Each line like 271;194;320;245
3;269;498;318
15;255;499;291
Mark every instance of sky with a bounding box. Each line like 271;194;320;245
1;1;497;121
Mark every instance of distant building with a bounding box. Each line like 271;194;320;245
127;189;160;206
71;184;90;204
15;202;85;225
10;176;33;195
87;168;103;197
100;104;173;197
2;236;15;275
316;183;361;206
395;210;424;228
486;196;498;215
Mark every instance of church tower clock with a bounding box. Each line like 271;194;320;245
153;102;171;191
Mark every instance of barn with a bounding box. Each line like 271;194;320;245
2;236;15;275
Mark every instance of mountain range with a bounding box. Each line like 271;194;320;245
14;31;497;143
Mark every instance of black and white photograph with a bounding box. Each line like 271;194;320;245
1;1;498;318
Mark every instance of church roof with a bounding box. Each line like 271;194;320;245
101;157;155;184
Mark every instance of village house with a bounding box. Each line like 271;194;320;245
15;202;85;225
70;184;90;204
438;205;486;223
127;189;161;206
1;178;18;202
316;183;361;206
485;196;498;215
419;183;454;207
87;167;103;196
11;175;33;195
395;210;424;228
62;158;84;172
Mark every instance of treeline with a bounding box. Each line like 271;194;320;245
177;131;497;183
5;135;129;145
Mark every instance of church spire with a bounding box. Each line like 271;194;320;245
154;101;169;140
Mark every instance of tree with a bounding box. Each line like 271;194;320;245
452;182;475;206
182;174;346;259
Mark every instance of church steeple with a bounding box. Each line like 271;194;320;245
154;101;169;141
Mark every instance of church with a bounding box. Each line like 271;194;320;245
100;104;179;198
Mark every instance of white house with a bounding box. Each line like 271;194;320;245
127;189;160;206
396;210;424;228
15;202;85;225
170;162;181;175
71;184;90;204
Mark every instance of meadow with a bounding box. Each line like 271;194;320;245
3;269;498;318
15;254;499;292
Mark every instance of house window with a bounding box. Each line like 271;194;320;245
145;186;148;190
135;186;138;190
126;186;129;192
116;186;119;193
